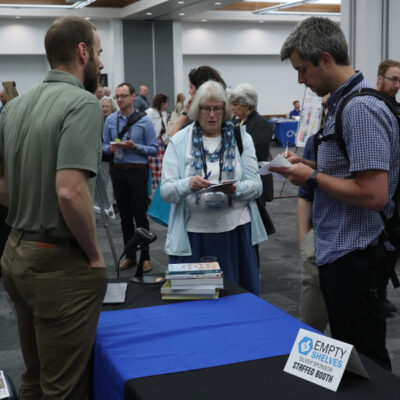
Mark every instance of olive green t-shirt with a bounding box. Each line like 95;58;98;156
0;70;103;237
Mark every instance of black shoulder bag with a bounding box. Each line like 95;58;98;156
234;125;275;235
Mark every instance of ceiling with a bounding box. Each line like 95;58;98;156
0;1;341;22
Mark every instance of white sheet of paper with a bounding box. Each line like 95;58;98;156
197;180;237;195
256;154;292;179
0;371;10;399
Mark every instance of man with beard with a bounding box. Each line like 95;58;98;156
0;16;107;399
377;59;400;115
271;17;400;371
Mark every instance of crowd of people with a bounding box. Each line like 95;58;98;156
0;14;399;399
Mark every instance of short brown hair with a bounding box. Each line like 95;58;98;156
151;93;169;111
117;82;135;95
45;16;96;69
378;59;400;76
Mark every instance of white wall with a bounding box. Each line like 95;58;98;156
0;18;123;95
180;21;304;115
183;54;304;115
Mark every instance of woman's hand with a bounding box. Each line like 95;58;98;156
189;175;211;192
219;183;236;195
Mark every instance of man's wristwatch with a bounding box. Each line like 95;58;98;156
307;170;319;189
181;111;188;117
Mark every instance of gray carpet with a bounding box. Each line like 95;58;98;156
1;142;400;393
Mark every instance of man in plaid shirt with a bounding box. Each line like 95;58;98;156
271;17;400;371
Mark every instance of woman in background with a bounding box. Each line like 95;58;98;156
168;65;226;137
161;81;267;295
146;93;169;190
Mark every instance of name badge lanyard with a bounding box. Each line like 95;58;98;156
116;115;133;141
200;141;224;183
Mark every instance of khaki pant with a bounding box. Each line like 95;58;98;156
299;229;328;333
2;231;107;400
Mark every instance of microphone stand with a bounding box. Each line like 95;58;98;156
121;227;165;285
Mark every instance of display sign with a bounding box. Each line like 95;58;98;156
284;328;369;392
295;87;323;148
0;371;10;399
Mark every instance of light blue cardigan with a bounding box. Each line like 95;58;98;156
160;123;268;256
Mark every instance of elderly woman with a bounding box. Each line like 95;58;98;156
161;81;267;295
101;97;117;119
146;93;169;190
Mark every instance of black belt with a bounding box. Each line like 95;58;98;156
113;163;147;170
15;230;78;247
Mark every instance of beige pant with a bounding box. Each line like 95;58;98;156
2;231;107;400
299;229;328;333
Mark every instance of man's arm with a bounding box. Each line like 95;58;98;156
0;162;8;207
56;168;105;268
270;163;388;212
297;197;312;243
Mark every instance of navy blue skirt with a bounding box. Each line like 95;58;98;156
169;223;260;296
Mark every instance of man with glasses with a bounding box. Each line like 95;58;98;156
376;59;400;317
377;59;400;115
102;82;157;272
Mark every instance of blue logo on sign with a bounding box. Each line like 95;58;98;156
298;337;313;355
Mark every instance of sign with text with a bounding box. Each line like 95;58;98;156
284;328;369;391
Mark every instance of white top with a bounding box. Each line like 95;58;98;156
185;132;251;233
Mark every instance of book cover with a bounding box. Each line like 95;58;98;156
161;292;220;300
165;272;223;280
167;262;221;275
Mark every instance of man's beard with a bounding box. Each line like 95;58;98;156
84;57;99;93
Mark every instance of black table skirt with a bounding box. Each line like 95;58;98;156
101;278;400;399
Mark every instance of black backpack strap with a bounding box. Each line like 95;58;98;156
335;88;400;160
117;111;146;141
234;125;243;155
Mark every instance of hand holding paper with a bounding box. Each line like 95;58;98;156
256;154;292;179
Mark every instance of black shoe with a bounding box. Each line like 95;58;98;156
383;298;397;317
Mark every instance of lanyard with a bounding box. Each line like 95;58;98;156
200;140;224;183
116;114;133;140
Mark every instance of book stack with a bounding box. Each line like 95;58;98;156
161;262;224;300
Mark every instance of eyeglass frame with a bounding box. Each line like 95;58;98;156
199;105;225;114
381;74;400;85
115;94;131;99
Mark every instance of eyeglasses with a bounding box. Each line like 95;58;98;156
382;75;400;85
199;106;224;114
115;94;130;99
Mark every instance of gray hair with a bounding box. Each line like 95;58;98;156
280;17;349;66
227;83;258;111
101;97;117;113
189;81;231;122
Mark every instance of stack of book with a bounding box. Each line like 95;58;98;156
161;262;224;300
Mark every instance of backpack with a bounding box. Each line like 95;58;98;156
315;88;400;287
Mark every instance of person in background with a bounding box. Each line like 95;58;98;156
146;93;169;191
229;83;274;265
134;84;150;112
0;89;7;114
297;94;329;333
168;65;226;137
376;59;400;316
161;81;267;295
102;82;158;273
101;96;117;118
0;16;107;398
103;86;112;97
95;84;104;101
167;93;186;134
289;100;301;119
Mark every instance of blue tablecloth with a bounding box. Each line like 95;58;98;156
274;120;298;147
93;293;315;400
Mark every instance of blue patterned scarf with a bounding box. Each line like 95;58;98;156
190;120;236;181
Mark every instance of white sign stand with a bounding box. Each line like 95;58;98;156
295;87;323;148
284;328;369;392
0;371;10;399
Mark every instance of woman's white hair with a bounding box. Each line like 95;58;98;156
188;80;231;122
227;83;258;110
